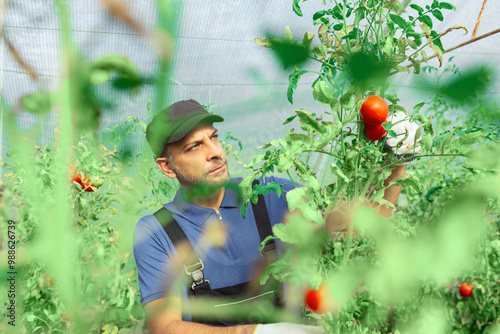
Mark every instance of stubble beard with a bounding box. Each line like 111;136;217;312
171;158;230;188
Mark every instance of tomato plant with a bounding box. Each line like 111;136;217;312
251;1;497;333
360;96;389;126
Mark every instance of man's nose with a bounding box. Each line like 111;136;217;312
206;138;224;160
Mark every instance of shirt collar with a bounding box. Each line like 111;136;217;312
170;177;243;225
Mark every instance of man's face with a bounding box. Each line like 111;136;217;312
163;124;229;188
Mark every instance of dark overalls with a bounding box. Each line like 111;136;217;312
153;180;285;326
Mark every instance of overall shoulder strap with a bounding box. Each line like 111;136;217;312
250;179;275;247
154;208;191;251
153;207;211;296
250;180;274;245
250;179;285;307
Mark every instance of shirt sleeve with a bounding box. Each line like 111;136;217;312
133;217;186;306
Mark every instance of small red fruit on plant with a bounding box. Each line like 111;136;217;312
360;95;389;126
71;174;98;192
363;121;387;141
459;283;473;297
304;282;330;314
80;176;98;192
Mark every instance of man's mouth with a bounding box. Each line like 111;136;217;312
210;163;226;173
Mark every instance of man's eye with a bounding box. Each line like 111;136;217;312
188;144;199;151
212;134;219;139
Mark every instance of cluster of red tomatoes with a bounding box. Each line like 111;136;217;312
360;95;389;141
69;165;99;192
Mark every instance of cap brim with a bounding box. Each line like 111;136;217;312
167;113;224;144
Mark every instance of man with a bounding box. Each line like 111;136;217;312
133;100;416;334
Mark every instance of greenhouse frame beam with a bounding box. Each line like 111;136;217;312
427;27;500;61
472;0;488;40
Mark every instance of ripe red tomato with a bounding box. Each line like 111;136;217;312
360;95;389;126
363;121;387;141
304;283;330;314
71;174;98;192
80;176;98;192
72;174;84;187
459;283;473;297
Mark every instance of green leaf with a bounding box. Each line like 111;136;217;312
413;102;425;113
312;80;335;106
260;260;293;285
90;54;141;88
253;182;284;198
268;39;309;69
254;37;274;48
273;223;301;244
371;188;385;203
247;152;266;166
125;116;135;124
278;141;304;172
286;133;312;147
389;14;407;29
430;44;443;66
340;89;355;110
441;127;457;153
431;9;444;22
457;131;483;146
288;69;307;104
283;114;298;125
296;201;324;225
439;2;455;10
388;130;398;138
409;4;424;14
259;235;278;253
330;163;349;183
452;131;484;154
295;109;322;134
302;31;315;50
441;67;490;101
313;10;328;21
286;187;308;211
391;104;408;115
389;176;423;193
383;32;395;56
419;15;433;29
332;23;344;31
395;66;409;72
293;0;303;17
420;133;433;152
21;91;59;114
102;324;119;334
239;174;256;201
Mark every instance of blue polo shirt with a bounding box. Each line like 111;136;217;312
133;175;302;321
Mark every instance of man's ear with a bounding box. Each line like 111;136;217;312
156;157;177;179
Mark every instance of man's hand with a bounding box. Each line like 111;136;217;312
145;297;257;334
324;164;407;234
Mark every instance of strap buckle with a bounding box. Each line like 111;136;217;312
184;258;210;290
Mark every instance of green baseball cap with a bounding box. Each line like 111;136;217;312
146;99;224;158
